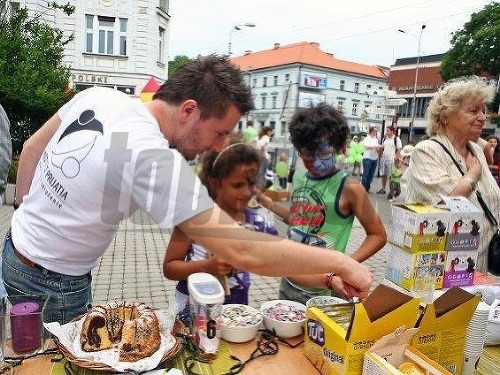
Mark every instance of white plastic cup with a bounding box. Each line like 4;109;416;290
461;353;480;375
413;271;435;304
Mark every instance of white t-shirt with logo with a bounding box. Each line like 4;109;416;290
11;87;214;275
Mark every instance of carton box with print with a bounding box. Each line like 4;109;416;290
362;327;452;375
304;285;421;375
438;196;481;288
389;203;449;252
303;284;479;375
442;249;477;288
438;196;482;252
385;243;446;292
411;287;479;374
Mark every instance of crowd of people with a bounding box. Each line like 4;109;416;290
0;55;499;325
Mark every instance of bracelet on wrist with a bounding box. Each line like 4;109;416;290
324;273;336;290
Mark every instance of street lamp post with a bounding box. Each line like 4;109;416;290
398;24;426;143
228;23;255;55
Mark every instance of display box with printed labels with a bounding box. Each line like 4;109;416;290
303;284;421;375
411;287;479;374
362;327;452;375
437;196;482;252
389;203;449;252
385;243;447;292
442;248;478;288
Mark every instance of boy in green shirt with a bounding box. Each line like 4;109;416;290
387;158;403;201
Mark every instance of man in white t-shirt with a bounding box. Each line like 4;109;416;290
3;55;372;324
361;126;381;193
377;126;402;195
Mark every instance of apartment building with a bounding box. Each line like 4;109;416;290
9;0;170;95
231;41;389;142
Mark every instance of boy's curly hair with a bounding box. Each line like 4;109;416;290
288;103;349;152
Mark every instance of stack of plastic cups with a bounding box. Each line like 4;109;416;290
462;301;490;375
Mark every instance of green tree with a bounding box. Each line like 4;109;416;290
0;3;75;155
441;2;500;114
441;2;500;81
168;55;192;76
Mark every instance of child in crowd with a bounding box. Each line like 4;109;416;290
387;158;403;201
257;103;387;305
163;142;279;316
347;135;363;177
275;153;289;189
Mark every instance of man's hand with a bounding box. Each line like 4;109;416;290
334;260;372;300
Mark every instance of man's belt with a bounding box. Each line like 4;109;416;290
14;248;42;269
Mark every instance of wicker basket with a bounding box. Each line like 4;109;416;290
55;318;185;372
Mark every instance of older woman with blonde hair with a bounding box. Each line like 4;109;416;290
405;76;500;273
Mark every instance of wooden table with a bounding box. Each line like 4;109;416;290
10;340;500;374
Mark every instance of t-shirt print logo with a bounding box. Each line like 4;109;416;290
51;109;103;178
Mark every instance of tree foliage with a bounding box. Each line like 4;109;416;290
441;2;500;81
168;55;192;77
0;4;75;154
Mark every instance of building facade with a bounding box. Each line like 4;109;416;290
9;0;170;95
389;54;498;143
231;42;389;145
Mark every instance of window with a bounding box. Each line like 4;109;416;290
354;82;359;93
272;95;277;109
98;16;114;54
85;15;94;53
158;27;165;62
253;78;257;88
352;102;358;115
159;0;168;12
85;14;128;56
367;84;372;89
119;18;127;55
10;2;20;12
285;74;290;81
281;121;287;136
274;76;278;86
261;96;266;109
338;101;344;112
340;80;345;91
263;77;267;87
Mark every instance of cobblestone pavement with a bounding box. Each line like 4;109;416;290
0;177;394;311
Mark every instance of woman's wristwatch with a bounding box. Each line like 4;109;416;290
464;176;477;192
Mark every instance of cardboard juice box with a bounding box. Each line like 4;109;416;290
390;203;449;252
385;243;446;292
304;285;421;375
412;287;480;374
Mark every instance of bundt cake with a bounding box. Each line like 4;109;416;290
80;301;161;362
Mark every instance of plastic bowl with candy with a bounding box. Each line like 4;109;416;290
220;304;263;343
260;300;306;338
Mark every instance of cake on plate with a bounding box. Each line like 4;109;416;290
80;301;161;362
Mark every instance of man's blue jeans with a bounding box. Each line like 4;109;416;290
361;158;378;192
2;230;92;325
